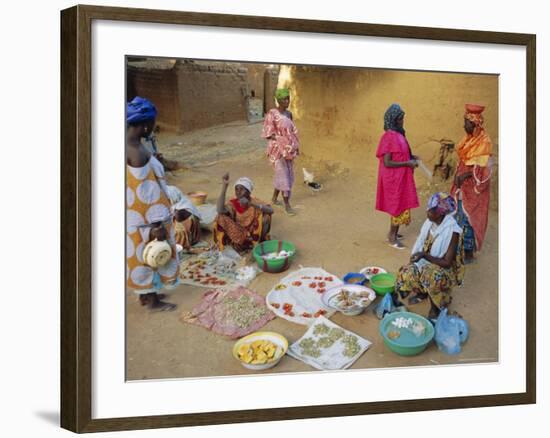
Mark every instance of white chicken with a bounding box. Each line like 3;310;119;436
302;167;315;184
302;167;322;192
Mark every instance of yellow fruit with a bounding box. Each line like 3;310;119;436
237;344;251;357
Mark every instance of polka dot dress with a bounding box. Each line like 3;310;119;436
127;157;178;293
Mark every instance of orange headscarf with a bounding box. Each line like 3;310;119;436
456;105;493;167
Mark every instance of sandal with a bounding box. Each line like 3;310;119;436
388;241;405;250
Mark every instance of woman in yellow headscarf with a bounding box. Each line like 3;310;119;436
450;104;493;264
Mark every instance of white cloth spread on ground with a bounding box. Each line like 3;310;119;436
265;267;342;325
411;214;463;271
287;316;372;370
179;247;258;288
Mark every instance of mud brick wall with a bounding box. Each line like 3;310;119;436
175;61;249;132
263;67;280;114
126;65;180;132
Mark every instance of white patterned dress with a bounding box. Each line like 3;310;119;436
126;156;179;294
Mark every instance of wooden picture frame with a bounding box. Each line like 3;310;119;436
60;4;536;433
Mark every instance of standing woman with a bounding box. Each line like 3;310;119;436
126;97;179;311
262;88;300;215
375;103;420;249
450;104;493;264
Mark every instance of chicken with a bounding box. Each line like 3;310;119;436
302;167;315;184
302;167;322;192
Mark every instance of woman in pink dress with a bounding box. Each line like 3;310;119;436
262;88;300;216
375;104;420;249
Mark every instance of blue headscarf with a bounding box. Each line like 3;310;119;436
427;192;456;216
384;103;405;135
126;96;158;125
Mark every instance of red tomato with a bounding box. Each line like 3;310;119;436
292;281;302;287
309;282;317;288
271;303;280;309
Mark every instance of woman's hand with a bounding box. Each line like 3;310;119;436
410;252;425;263
221;172;230;185
455;172;472;188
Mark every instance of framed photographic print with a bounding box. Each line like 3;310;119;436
60;4;536;433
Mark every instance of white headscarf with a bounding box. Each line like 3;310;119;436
166;185;201;219
234;177;254;193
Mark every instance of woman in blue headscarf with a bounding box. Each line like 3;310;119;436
394;192;465;318
126;96;179;312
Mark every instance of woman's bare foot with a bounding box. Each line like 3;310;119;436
285;207;297;216
140;293;176;312
272;199;283;206
428;304;441;320
408;291;428;305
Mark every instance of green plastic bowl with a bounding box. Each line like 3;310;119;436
379;311;435;356
252;240;296;273
369;273;396;295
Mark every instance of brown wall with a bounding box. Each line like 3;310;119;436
279;66;499;204
126;64;180;132
127;60;279;133
175;61;249;132
245;63;267;99
264;67;280;113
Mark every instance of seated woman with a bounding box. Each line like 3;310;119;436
213;173;273;252
166;185;202;252
395;192;465;318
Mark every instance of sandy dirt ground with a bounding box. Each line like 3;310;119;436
126;121;498;380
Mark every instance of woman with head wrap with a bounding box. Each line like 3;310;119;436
128;96;186;172
261;88;300;215
126;96;178;312
375;104;420;249
213;172;274;252
166;186;203;253
450;104;493;264
394;192;465;318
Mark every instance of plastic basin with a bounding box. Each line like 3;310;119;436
370;273;396;295
252;240;296;273
379;311;435;356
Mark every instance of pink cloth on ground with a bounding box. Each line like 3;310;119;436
375;130;419;217
181;286;275;338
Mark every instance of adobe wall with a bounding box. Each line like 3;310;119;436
126;62;180;132
175;61;249;132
